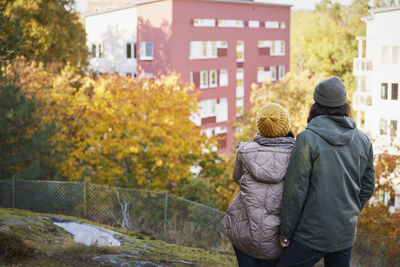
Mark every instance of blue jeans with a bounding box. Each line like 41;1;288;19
277;240;352;267
234;247;279;267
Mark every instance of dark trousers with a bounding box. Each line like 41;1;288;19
277;240;352;267
234;247;279;267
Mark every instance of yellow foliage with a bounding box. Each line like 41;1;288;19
6;59;216;192
234;70;325;142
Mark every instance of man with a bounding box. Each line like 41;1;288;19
278;76;375;267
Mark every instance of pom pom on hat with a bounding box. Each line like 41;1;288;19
256;103;290;138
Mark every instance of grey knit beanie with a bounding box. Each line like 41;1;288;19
313;76;347;107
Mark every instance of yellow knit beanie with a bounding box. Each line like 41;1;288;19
256;103;290;138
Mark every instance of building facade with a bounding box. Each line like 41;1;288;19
353;6;400;212
84;0;291;153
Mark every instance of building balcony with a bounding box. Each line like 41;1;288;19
201;116;216;125
353;91;373;110
353;57;373;76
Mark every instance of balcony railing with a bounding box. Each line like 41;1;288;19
353;57;373;76
353;91;373;110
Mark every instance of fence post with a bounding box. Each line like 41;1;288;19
11;177;16;209
164;191;168;233
83;178;87;219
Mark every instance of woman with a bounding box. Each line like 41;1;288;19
222;103;295;267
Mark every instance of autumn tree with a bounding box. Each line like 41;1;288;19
0;0;88;66
234;71;325;143
292;0;370;96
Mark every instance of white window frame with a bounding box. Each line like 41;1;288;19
219;69;228;87
270;66;277;81
265;21;279;29
278;65;285;80
236;68;244;89
258;40;273;48
280;22;286;29
216;41;228;49
236;41;244;62
218;19;244;28
209;70;218;88
190;41;218;60
248;20;260;28
193;19;216;27
140;42;153;60
271;40;285;56
200;70;208;89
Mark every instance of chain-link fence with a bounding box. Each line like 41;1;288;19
0;178;399;265
0;178;229;251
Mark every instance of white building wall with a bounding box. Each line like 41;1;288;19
85;6;137;76
354;7;400;212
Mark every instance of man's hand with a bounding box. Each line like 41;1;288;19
280;239;290;248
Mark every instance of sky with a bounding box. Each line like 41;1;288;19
74;0;359;13
291;0;354;10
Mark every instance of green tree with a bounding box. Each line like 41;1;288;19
0;16;62;180
0;67;62;180
1;0;88;66
0;15;23;60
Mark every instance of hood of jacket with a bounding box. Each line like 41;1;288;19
237;137;294;184
306;115;356;146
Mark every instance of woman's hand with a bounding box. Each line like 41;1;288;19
280;239;290;248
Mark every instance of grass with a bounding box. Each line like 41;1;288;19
0;207;237;266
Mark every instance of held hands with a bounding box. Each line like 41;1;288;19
280;239;290;248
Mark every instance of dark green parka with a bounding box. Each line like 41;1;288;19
280;115;375;252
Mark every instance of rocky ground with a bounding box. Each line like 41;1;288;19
0;208;236;266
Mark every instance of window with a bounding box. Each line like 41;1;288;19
257;67;272;83
209;70;217;88
193;19;216;27
270;66;277;81
134;42;137;58
199;99;217;118
265;21;279;28
381;83;388;99
280;22;286;29
391;120;398;136
218;19;244;28
380;119;387;135
271;41;285;56
236;69;244;89
236;97;244;117
91;44;96;58
190;41;217;59
189;72;193;84
200;70;208;89
127;43;132;58
99;44;104;58
258;40;272;48
381;46;389;64
392;83;398;100
393;46;399;64
278;66;285;80
248;20;260;28
216;41;228;48
219;69;228;86
140;42;153;60
236;85;244;98
236;41;244;62
126;73;132;77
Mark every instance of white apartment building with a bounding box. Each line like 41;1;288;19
85;5;138;77
353;6;400;212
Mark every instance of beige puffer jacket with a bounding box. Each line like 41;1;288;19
222;138;294;260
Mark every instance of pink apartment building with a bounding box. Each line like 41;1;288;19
85;0;291;153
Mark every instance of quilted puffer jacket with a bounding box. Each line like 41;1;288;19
221;136;294;260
